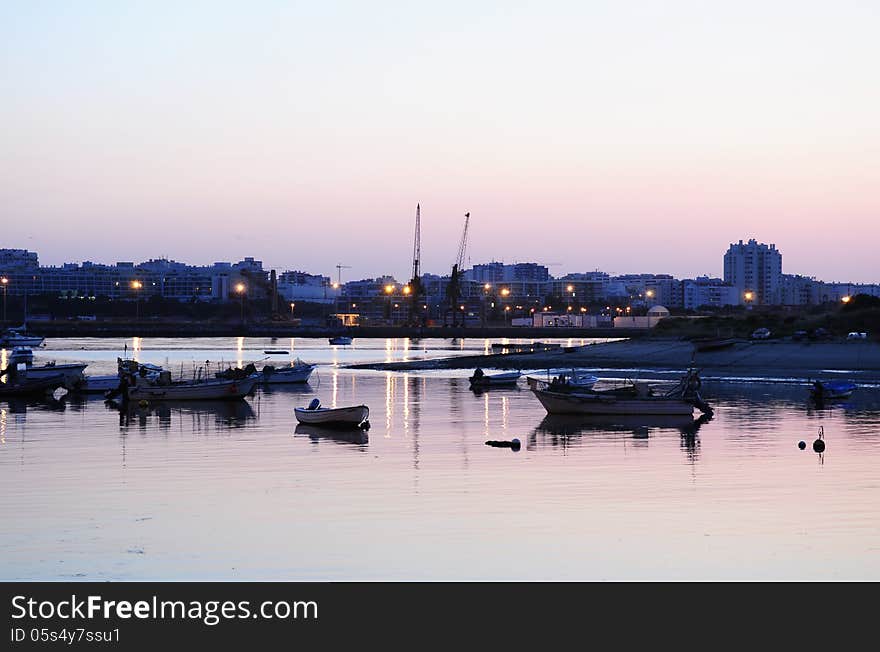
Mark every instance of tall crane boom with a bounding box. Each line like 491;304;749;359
446;212;471;327
406;204;425;326
455;212;470;269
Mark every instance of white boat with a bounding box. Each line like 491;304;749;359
530;369;712;416
0;329;44;348
328;336;353;345
469;369;521;387
2;352;87;387
261;360;315;384
8;346;34;366
294;398;369;428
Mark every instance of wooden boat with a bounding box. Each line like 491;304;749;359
0;373;66;397
116;359;258;401
328;336;353;345
469;369;521;387
530;368;712;416
263;350;289;355
261;360;315;384
810;380;856;401
1;359;87;387
294;398;369;428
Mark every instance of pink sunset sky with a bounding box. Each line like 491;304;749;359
1;1;878;283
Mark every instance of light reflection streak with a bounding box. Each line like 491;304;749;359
385;338;394;364
132;337;142;362
0;408;6;444
236;336;244;368
332;370;338;408
385;372;393;438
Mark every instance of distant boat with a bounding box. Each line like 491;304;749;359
810;380;856;401
691;337;738;352
263;350;289;354
0;329;44;348
261;360;315;384
469;369;521;388
329;336;353;346
530;368;712;416
294;398;369;428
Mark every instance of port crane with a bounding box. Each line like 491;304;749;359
445;212;470;326
405;204;425;326
334;263;351;287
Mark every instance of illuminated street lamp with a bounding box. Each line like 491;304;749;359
1;276;8;324
646;289;655;300
841;295;851;304
235;282;246;323
402;286;411;295
744;291;754;309
500;288;510;297
131;279;143;321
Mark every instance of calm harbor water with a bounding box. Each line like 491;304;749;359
2;337;879;580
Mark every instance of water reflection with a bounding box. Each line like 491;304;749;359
531;412;712;455
294;423;369;447
107;399;257;432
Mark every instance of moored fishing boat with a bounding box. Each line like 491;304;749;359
294;398;369;428
328;336;353;346
115;359;258;402
530;368;712;416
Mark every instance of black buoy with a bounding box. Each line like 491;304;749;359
813;426;826;453
485;438;521;451
798;440;806;450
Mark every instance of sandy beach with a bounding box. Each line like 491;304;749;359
349;338;880;381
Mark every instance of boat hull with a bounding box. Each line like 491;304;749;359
470;372;521;387
532;388;695;416
294;405;369;427
127;376;259;401
263;365;315;384
17;364;87;385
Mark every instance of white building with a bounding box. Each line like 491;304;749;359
723;239;782;305
682;277;741;310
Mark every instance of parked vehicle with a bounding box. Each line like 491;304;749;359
847;332;868;340
751;328;771;340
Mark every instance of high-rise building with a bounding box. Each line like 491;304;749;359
723;239;782;305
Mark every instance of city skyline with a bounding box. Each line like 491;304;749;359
2;2;879;282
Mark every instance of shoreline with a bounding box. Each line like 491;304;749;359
15;321;642;340
346;338;880;382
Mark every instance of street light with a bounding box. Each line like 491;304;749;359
646;289;655;300
1;276;8;324
744;291;754;309
235;282;246;323
131;280;143;321
841;295;851;304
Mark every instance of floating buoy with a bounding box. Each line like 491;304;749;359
813;426;825;453
798;441;806;450
485;438;521;451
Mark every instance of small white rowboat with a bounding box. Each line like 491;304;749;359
294;399;369;428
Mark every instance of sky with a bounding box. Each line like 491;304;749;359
1;0;878;283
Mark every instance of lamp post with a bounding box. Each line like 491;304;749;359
482;283;491;327
130;280;143;321
1;276;8;325
744;290;754;310
235;282;246;324
384;284;394;324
